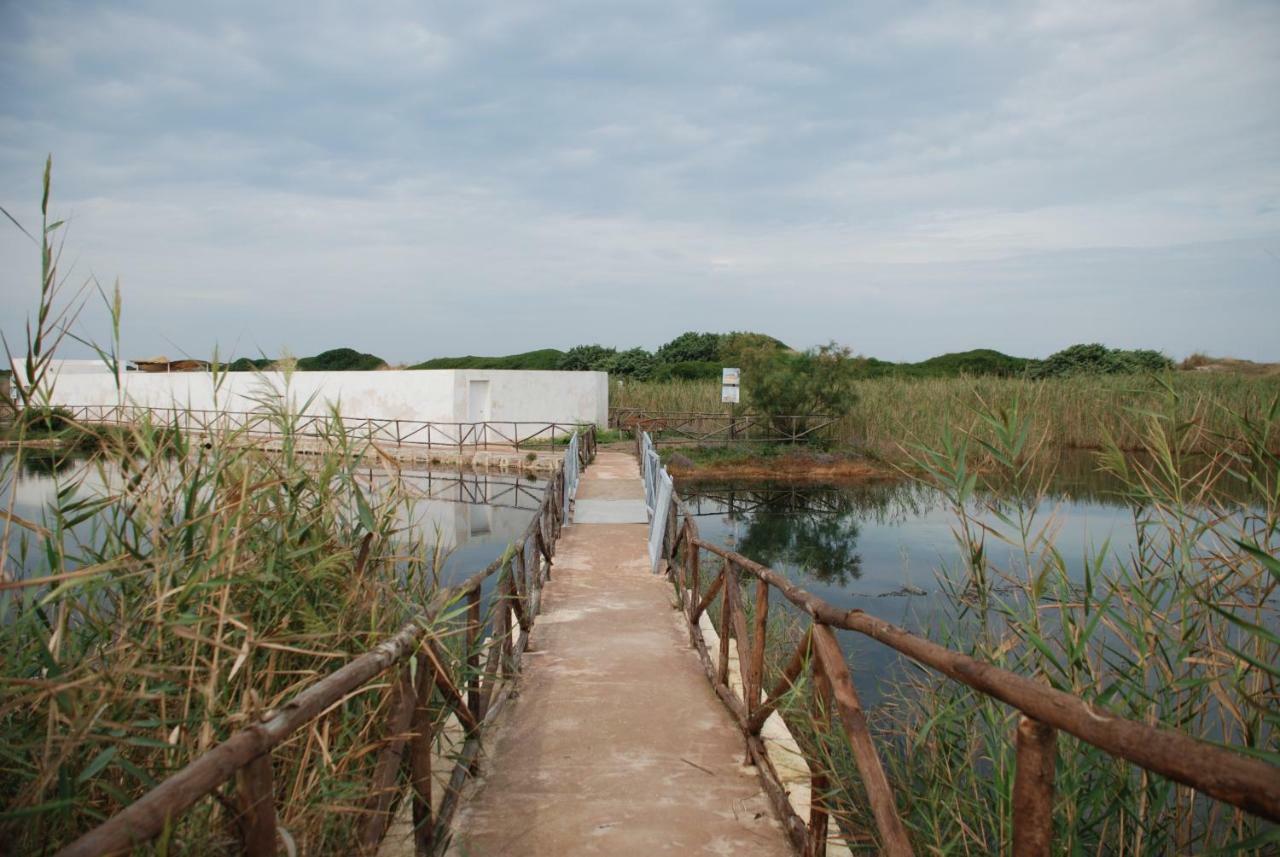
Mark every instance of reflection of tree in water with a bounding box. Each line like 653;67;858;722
682;483;882;585
682;479;934;526
737;507;863;585
18;448;80;477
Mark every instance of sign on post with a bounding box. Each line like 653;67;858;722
721;367;740;404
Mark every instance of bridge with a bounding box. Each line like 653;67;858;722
46;422;1280;856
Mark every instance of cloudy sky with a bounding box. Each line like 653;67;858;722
1;0;1277;363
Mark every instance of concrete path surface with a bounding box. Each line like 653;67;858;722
445;451;792;856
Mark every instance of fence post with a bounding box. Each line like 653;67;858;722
717;561;733;686
805;653;832;857
466;587;481;725
234;753;277;857
1013;716;1057;857
410;652;437;856
749;579;769;714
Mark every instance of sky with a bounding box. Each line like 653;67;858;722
1;0;1278;364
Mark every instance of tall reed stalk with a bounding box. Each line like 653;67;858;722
0;167;460;853
612;375;1280;458
807;393;1280;852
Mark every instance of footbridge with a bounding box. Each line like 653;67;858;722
54;428;1280;856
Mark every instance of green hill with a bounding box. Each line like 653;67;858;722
226;347;385;371
409;349;565;371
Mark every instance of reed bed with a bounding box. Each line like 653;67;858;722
0;390;457;853
612;373;1280;457
696;394;1280;853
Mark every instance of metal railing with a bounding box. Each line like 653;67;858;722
51;403;597;452
611;407;836;445
637;431;1280;855
55;427;597;857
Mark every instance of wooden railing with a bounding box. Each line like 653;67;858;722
55;427;597;857
52;403;598;452
641;434;1280;856
610;407;836;444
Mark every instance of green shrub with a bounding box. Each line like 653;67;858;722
558;344;618;372
656;331;721;364
410;349;565;370
739;342;859;437
612;347;656;379
1032;343;1173;378
15;405;76;436
296;347;385;371
226;357;274;372
651;360;720;381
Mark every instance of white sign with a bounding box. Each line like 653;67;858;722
721;384;740;404
722;367;740;386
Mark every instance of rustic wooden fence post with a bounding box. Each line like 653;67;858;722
234;752;277;857
410;652;438;856
717;561;733;687
358;666;418;853
466;587;481;724
1013;716;1057;857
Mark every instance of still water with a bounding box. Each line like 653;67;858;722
1;452;543;585
675;453;1214;704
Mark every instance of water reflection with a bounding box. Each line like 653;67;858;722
1;453;545;587
676;449;1167;609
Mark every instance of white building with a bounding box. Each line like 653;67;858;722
12;360;609;437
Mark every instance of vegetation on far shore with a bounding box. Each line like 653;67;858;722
211;331;1279;381
729;395;1280;853
617;372;1280;461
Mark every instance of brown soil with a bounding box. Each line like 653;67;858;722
666;451;900;484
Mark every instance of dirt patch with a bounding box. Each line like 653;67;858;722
666;451;899;484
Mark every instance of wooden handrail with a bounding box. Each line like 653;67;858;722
54;432;596;857
653;473;1280;854
690;537;1280;822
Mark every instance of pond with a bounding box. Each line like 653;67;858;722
1;451;546;588
674;451;1267;705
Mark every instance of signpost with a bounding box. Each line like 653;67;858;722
722;368;740;441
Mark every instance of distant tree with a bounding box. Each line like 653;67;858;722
227;357;274;372
296;348;385;371
558;345;618;372
719;331;788;361
611;347;656;379
738;342;859;439
1032;344;1174;379
651;360;720;381
656;331;722;364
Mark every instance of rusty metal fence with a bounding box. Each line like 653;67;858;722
638;431;1280;855
54;428;597;857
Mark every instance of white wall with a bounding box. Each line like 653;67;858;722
460;370;608;428
18;363;608;433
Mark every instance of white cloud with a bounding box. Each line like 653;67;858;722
1;0;1277;362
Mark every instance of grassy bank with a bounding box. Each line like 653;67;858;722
613;372;1280;457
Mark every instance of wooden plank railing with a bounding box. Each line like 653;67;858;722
53;426;597;857
648;460;1280;855
48;403;600;452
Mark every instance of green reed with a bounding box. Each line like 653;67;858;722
816;392;1279;852
0;167;461;853
612;374;1280;458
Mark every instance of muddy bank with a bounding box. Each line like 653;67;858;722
663;448;900;484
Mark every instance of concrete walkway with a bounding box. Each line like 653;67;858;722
446;451;792;856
